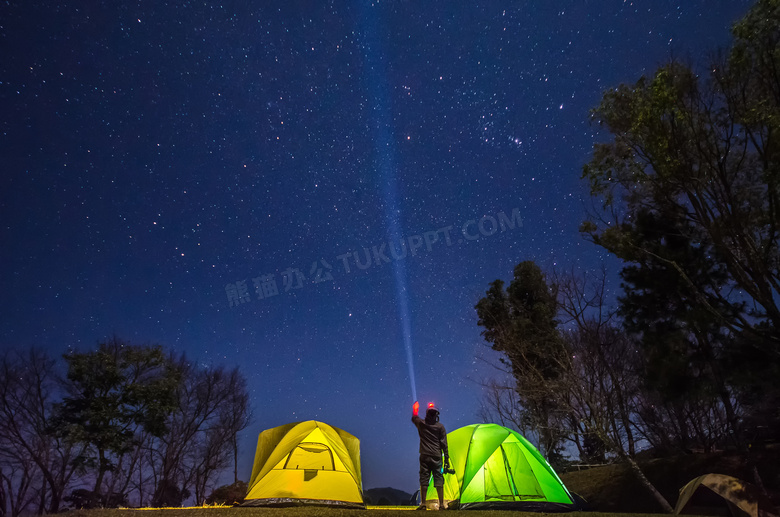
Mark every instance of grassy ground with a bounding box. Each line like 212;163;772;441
60;447;780;517
65;509;676;517
559;444;780;513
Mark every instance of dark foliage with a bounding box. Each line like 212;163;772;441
205;481;247;506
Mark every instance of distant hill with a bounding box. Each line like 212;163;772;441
559;445;780;513
363;487;414;506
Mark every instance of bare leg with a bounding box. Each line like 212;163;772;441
436;486;444;510
419;486;427;510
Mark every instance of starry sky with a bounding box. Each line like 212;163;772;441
1;0;754;494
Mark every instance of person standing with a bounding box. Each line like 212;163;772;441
411;401;449;510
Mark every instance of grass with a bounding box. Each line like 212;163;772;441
64;509;676;517
60;447;780;517
559;444;780;513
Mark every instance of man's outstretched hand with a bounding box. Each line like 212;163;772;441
413;400;419;416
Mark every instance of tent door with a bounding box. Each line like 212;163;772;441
283;442;335;470
484;443;544;501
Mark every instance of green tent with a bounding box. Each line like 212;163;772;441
242;420;365;509
426;423;576;511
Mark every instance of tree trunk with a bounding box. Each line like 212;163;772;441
625;456;673;513
40;467;61;513
138;457;144;507
233;435;238;484
0;470;8;517
94;448;106;505
37;482;46;515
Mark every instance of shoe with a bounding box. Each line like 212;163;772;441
415;504;426;510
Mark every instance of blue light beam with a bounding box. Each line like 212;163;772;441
358;3;417;402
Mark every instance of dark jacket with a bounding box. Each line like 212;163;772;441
412;414;449;460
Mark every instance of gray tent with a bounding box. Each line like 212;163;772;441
674;474;778;517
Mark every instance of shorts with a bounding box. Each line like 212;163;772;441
419;454;444;488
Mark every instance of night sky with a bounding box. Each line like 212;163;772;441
1;1;753;494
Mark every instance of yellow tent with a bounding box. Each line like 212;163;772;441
242;420;365;508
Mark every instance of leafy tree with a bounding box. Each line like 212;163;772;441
580;0;780;493
582;0;780;351
0;340;251;513
54;338;180;506
475;261;568;460
614;210;737;454
205;480;247;506
478;263;674;512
